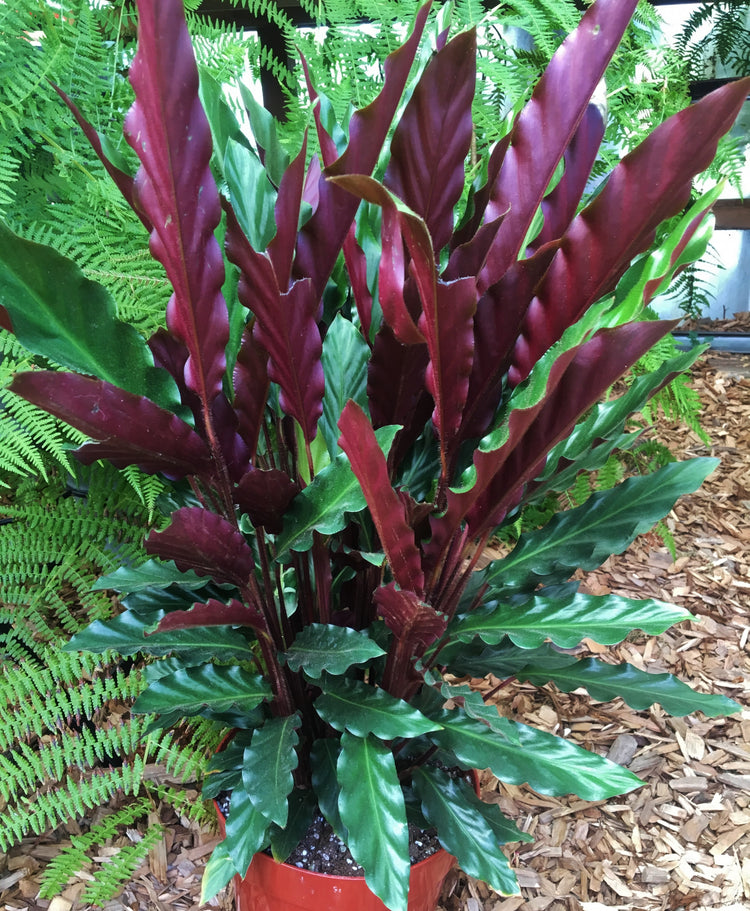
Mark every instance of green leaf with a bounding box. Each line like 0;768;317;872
319;314;370;458
133;665;272;717
413;767;519;895
315;676;441;740
438;683;521;744
311;738;346;841
224;138;277;251
452;592;694;649
224;786;271;880
517;659;741;717
486;459;718;593
239;83;290;188
428;711;643;799
275;425;400;556
93;559;208;593
65;613;255;662
0;220;177;409
338;732;410;911
200;842;237;903
242;715;301;828
269;789;317;863
281;624;386;676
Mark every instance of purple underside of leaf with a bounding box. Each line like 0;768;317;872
375;583;446;646
527;103;605;254
420;278;478;461
478;0;639;291
384;28;476;253
464;320;676;541
234;468;299;533
9;371;212;477
338;401;425;595
454;243;559;448
233;323;270;461
225;207;324;446
343;226;374;341
125;0;228;408
294;2;432;297
145;507;255;588
509;77;750;386
154;598;265;633
52;84;152;233
268;134;308;291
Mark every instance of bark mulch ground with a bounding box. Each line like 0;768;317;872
1;350;748;911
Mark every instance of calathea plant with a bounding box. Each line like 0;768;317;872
0;0;745;907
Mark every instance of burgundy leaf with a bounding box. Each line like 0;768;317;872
375;582;446;698
466;321;677;538
10;371;213;478
294;2;432;297
154;597;265;634
299;55;340;170
343;225;374;341
455;242;560;447
374;583;446;647
0;305;12;333
225;208;324;446
52;84;152;233
234;468;299;533
125;0;229;408
148;328;201;421
384;28;476;253
478;0;638;291
338;401;424;595
233;323;270;461
510;77;750;385
145;507;255;588
527;103;605;254
268;133;308;291
419;278;478;469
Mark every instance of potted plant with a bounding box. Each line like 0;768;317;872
0;0;745;908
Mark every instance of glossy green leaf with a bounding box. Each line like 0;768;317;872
486;459;718;593
517;659;741;717
93;559;208;593
413;767;520;895
224;786;271;879
438;683;521;744
133;664;272;717
315;676;441;740
275;425;400;556
0;220;176;409
269;788;318;862
311;738;347;841
201;842;238;903
338;732;410;911
239;82;290;188
65;612;255;662
428;711;642;799
242;715;301;828
319;314;370;457
281;624;386;676
452;592;693;649
225;138;277;252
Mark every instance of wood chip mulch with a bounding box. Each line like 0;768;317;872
1;351;748;911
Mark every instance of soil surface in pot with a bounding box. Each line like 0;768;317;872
216;795;443;876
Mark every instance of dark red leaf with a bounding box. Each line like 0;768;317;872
294;2;432;297
510;77;750;385
145;507;255;588
384;28;476;253
479;0;638;291
52;83;152;233
338;401;424;595
10;371;212;478
268;133;308;291
234;468;299;533
125;0;229;408
0;305;12;333
374;583;446;648
233;323;270;461
343;225;374;341
154;597;265;634
527;103;605;254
